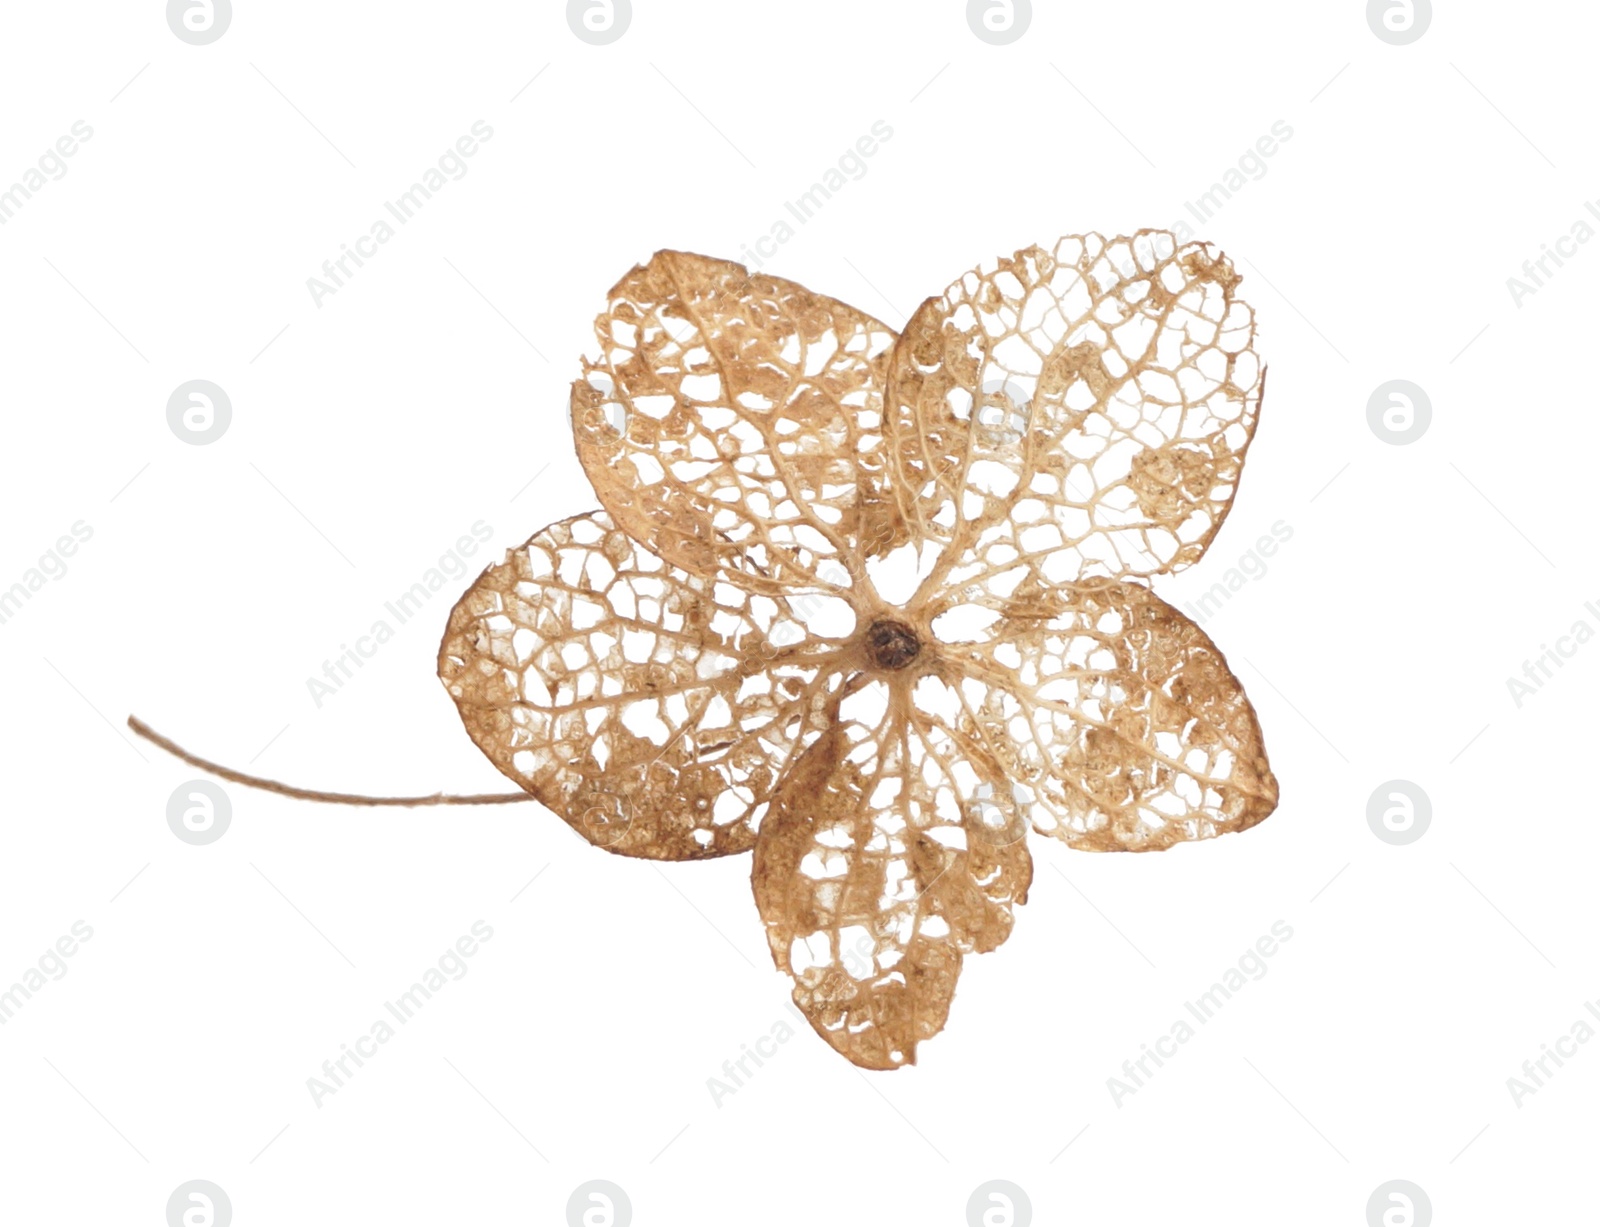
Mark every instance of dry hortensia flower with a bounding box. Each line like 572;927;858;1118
129;231;1277;1069
437;232;1280;1069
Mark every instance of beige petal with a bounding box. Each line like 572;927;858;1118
752;684;1032;1069
886;231;1264;607
438;512;849;860
947;578;1278;852
572;250;904;599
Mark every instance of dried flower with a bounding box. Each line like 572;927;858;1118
438;232;1279;1068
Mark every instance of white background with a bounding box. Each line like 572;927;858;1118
1;1;1594;1223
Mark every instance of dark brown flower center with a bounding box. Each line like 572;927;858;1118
865;619;921;671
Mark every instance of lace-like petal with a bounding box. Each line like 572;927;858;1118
752;689;1031;1068
573;250;903;599
886;231;1263;604
950;579;1278;851
439;512;847;860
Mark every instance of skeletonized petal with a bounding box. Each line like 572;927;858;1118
572;250;903;598
948;579;1278;852
887;231;1263;602
752;685;1031;1069
438;512;848;860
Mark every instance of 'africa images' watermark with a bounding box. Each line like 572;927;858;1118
1106;921;1294;1105
306;521;492;707
966;1180;1031;1227
567;0;630;45
166;1180;231;1227
1506;996;1600;1108
967;0;1031;45
1367;0;1431;45
307;921;494;1107
0;521;93;629
167;380;232;445
1367;380;1431;446
1178;520;1293;626
0;921;94;1027
168;780;232;846
1367;1181;1431;1227
1504;598;1600;709
1506;198;1600;308
705;1001;808;1106
735;121;894;274
306;123;495;308
0;121;94;228
168;0;231;45
567;1180;631;1227
1367;780;1431;846
1135;122;1295;249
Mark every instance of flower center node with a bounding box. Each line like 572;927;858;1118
865;619;921;671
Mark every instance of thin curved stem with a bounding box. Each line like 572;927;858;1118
128;716;534;807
